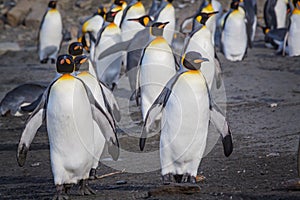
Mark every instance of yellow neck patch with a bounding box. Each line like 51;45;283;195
59;74;74;80
48;8;58;13
184;70;201;75
202;3;214;12
293;8;300;15
151;36;166;45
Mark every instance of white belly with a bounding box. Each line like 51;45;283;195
275;0;287;28
47;78;94;185
160;72;210;177
140;38;176;120
288;14;300;57
222;10;247;61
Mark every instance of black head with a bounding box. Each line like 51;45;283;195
114;0;125;6
127;15;152;27
74;55;88;71
48;1;57;9
68;42;83;56
97;6;106;17
106;7;122;22
150;22;169;36
181;51;209;70
166;0;173;3
230;0;240;10
195;11;219;25
56;54;75;74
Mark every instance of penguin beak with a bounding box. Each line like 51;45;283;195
208;11;219;17
127;18;140;22
194;57;209;64
158;22;169;29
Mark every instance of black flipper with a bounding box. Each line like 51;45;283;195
140;71;185;151
21;93;43;112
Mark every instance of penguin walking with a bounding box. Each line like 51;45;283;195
151;0;176;45
221;0;248;61
78;6;106;58
94;8;123;90
140;51;211;184
38;0;63;64
183;11;220;89
17;55;119;199
137;22;177;121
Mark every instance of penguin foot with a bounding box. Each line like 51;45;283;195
78;179;96;195
181;173;196;184
162;173;175;185
53;184;69;200
222;134;233;157
40;58;48;64
111;83;117;91
89;168;97;180
17;143;28;167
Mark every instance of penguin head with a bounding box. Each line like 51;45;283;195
127;15;152;27
74;55;88;71
150;22;169;36
195;11;219;25
56;54;75;74
106;7;122;22
114;0;125;6
68;42;83;56
97;6;106;17
48;1;57;9
181;51;209;70
166;0;173;3
230;0;240;10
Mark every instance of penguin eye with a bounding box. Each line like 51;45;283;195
66;59;71;64
60;59;65;65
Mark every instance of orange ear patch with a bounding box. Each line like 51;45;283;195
194;59;203;64
74;46;80;50
60;59;65;65
143;17;149;26
66;59;71;64
80;58;88;64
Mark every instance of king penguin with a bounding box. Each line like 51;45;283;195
17;54;119;199
183;11;220;90
286;0;300;56
140;51;211;184
151;0;176;45
38;0;63;64
110;0;128;27
78;6;106;57
138;21;177;121
94;8;123;90
221;0;248;61
69;42;120;179
264;0;289;30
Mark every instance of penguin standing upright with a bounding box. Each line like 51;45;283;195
221;0;248;61
264;0;289;30
120;0;146;42
78;6;106;58
138;22;176;121
140;51;210;184
94;8;123;90
17;55;119;199
183;11;219;89
38;1;63;64
286;0;300;56
152;0;176;45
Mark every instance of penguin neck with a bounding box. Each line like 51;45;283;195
48;8;58;13
60;73;74;80
292;8;300;15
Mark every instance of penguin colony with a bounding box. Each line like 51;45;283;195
2;0;294;198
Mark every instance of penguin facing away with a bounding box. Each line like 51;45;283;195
137;21;177;121
17;54;119;199
140;51;211;184
221;0;248;61
38;0;63;64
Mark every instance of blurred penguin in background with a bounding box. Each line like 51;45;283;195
38;1;63;64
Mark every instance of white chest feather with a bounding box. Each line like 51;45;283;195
288;13;300;56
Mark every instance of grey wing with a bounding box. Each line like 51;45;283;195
140;72;184;151
97;40;131;60
17;83;51;167
266;28;289;42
